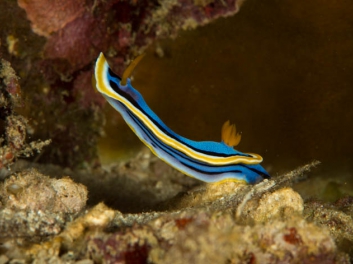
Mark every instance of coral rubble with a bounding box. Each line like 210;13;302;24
0;160;351;263
0;59;51;169
0;168;87;258
1;169;87;213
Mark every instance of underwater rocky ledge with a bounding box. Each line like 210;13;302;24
0;157;352;263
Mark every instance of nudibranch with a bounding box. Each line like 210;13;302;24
94;53;270;184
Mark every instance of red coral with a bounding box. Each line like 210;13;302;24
88;235;149;264
18;0;85;37
283;227;303;245
124;243;149;264
22;0;243;112
32;0;241;79
44;13;104;71
175;218;193;230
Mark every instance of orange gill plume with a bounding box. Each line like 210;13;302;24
221;120;241;147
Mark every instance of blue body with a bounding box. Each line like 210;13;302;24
103;73;270;184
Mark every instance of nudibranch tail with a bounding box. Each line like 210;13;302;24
95;52;270;184
121;54;146;86
222;120;241;147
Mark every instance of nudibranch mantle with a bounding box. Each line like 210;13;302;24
94;53;270;184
